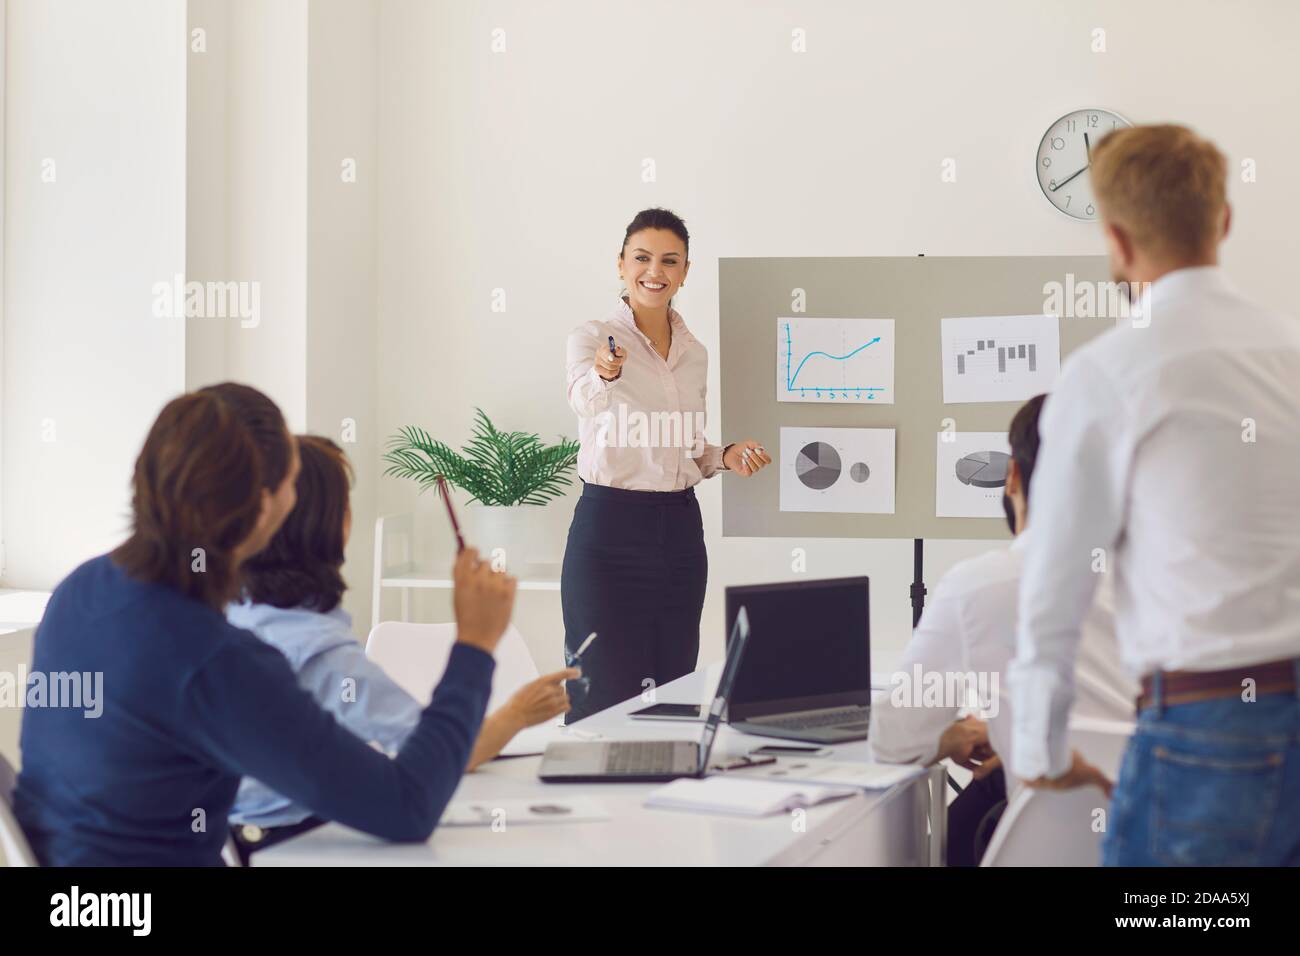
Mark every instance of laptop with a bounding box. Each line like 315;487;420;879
724;577;872;743
538;607;752;783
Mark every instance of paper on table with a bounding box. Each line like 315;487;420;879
940;314;1060;405
496;721;601;758
441;797;609;826
735;758;926;790
644;776;857;817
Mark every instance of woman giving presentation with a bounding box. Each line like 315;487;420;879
562;208;770;722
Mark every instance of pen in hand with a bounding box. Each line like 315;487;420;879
435;475;466;553
573;631;599;659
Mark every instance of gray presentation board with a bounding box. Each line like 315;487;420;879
720;255;1114;540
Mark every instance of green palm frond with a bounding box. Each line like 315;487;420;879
383;408;580;506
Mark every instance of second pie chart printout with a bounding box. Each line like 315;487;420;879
935;431;1013;518
780;426;896;515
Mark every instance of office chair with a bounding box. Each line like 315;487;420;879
364;621;540;711
0;754;38;867
979;718;1134;866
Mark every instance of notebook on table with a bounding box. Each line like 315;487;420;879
644;776;857;817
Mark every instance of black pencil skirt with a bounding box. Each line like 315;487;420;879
560;481;708;724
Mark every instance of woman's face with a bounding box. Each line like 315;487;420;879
618;228;689;312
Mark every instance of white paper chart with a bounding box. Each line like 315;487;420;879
776;317;895;403
780;426;896;515
935;432;1013;519
940;314;1060;404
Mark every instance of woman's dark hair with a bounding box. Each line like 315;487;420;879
111;392;266;610
198;382;292;491
620;207;690;259
240;435;353;613
1007;393;1047;509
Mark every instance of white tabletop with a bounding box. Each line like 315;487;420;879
255;665;935;867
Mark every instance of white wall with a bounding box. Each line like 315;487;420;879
182;0;380;627
3;0;187;588
374;0;1300;671
185;0;231;388
306;0;381;629
222;0;309;430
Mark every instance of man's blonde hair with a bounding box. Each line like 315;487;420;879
1091;124;1227;261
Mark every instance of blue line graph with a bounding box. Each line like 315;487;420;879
781;320;892;401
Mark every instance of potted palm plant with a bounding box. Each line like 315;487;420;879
383;408;580;567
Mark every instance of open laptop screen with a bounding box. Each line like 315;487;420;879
723;577;870;719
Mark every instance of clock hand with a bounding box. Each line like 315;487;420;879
1084;131;1092;160
1050;164;1089;192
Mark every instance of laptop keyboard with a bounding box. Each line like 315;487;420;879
754;706;871;730
605;741;686;774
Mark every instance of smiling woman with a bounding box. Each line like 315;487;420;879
559;208;772;722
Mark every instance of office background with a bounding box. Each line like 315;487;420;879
1;0;1298;771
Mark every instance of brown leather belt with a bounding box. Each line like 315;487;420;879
1137;658;1298;711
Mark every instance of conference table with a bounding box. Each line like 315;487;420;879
254;664;945;867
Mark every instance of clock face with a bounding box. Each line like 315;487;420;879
1036;108;1131;221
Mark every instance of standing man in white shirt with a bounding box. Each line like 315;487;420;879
1009;125;1300;866
871;394;1134;865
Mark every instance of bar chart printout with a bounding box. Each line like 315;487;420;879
940;314;1061;404
776;317;896;403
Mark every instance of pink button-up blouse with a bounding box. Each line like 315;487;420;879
565;298;726;491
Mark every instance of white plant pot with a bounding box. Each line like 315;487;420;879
469;504;534;570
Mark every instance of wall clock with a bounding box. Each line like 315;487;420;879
1037;108;1132;220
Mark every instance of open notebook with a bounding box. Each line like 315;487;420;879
644;777;857;817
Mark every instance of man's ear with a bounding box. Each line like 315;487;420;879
1004;458;1021;497
1220;202;1232;243
1102;221;1134;269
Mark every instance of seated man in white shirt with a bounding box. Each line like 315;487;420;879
870;394;1136;865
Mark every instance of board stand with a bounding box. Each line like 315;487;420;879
910;537;927;627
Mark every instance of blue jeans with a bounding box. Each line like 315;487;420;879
1103;681;1300;866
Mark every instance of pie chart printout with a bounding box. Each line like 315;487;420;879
780;426;896;514
954;451;1010;488
935;432;1013;518
795;441;841;490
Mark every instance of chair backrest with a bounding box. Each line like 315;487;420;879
1065;717;1135;781
0;755;38;867
365;621;540;712
980;719;1134;867
979;784;1108;867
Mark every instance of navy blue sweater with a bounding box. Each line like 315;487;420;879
14;555;493;866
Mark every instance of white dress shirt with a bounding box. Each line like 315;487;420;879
566;298;726;491
870;528;1135;774
1010;266;1300;778
225;600;424;828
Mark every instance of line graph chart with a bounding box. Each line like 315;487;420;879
776;317;895;404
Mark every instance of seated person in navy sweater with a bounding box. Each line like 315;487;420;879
14;383;514;866
228;435;576;830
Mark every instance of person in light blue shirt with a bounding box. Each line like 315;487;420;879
229;435;576;830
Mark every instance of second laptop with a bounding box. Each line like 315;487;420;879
723;577;872;743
